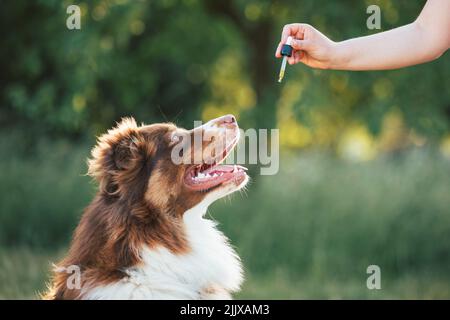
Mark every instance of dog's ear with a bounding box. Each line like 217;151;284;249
88;117;149;195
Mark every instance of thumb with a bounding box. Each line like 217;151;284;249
290;39;311;51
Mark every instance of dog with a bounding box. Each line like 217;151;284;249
44;115;248;299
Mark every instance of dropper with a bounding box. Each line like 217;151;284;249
278;36;293;83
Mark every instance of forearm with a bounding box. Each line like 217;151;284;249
331;21;446;71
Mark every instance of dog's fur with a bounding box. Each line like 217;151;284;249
44;115;248;299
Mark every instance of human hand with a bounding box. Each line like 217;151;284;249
275;23;337;69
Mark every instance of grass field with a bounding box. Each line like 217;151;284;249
1;139;450;299
1;247;449;299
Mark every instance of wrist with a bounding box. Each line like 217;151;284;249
328;41;352;70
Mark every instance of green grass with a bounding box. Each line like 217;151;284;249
0;138;93;247
0;248;61;299
238;271;450;299
1;248;449;299
1;138;450;299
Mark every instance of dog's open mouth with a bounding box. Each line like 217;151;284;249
184;137;247;191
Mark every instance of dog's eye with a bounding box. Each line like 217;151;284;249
171;133;180;144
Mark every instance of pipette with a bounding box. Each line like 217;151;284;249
278;36;293;83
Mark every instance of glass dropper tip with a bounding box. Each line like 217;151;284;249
278;56;287;83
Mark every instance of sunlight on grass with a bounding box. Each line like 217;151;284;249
0;248;64;299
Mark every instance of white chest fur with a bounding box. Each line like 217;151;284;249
83;202;243;300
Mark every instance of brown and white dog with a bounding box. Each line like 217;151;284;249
45;115;248;299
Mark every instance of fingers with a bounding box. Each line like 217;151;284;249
278;39;311;64
288;51;302;65
281;23;308;42
290;39;311;51
275;23;310;58
286;40;309;63
275;42;283;58
277;40;309;62
295;51;304;64
288;55;295;65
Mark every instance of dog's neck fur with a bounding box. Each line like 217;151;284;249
82;200;243;299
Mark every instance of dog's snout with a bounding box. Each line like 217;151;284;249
194;114;238;135
223;115;236;124
216;114;237;127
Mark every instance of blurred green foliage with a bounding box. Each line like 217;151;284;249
0;0;449;299
0;0;448;140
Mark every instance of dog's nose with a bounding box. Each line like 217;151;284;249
216;114;236;126
199;114;238;132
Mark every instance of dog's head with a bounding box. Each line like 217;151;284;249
88;115;248;217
